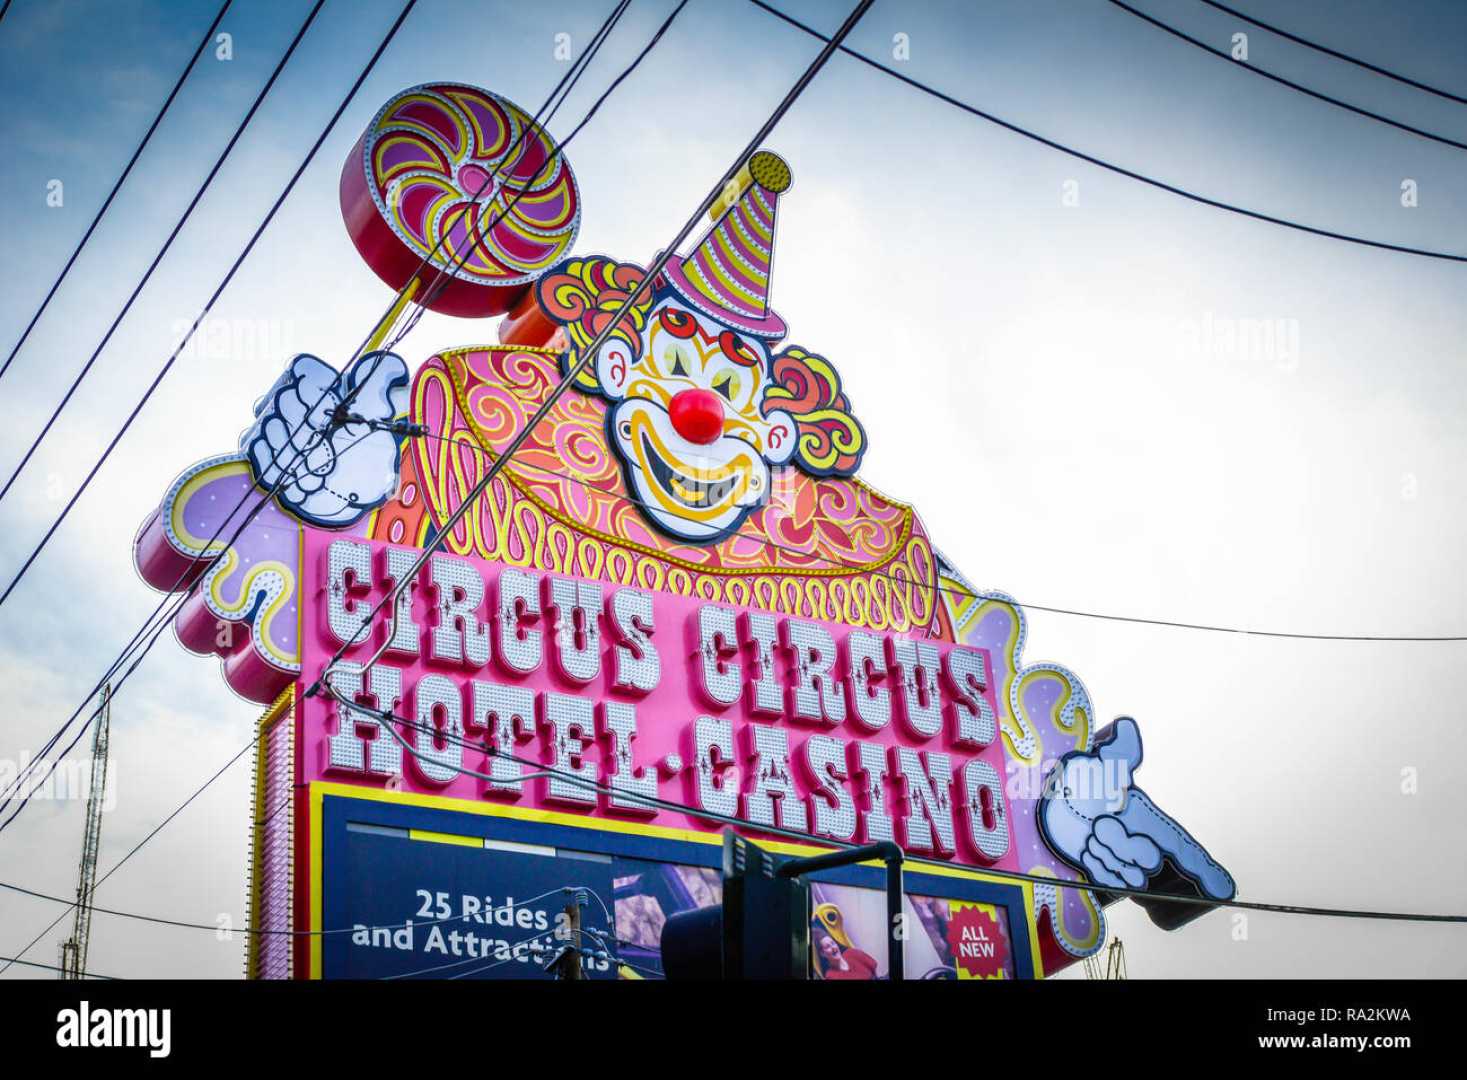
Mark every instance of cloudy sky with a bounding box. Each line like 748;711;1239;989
0;0;1464;979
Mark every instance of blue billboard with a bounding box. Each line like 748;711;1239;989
321;799;618;980
317;789;1036;980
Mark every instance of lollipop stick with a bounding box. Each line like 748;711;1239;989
361;279;419;357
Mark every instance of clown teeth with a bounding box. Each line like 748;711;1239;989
643;435;736;509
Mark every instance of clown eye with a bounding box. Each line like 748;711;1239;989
718;330;760;368
710;373;738;401
668;353;689;378
658;308;698;339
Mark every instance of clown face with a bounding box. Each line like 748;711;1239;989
594;297;798;542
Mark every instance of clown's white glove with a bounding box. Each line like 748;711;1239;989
241;351;409;527
1040;717;1236;900
1079;814;1163;890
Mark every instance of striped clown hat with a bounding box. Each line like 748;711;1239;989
661;150;792;341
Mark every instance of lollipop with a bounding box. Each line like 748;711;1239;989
340;83;581;318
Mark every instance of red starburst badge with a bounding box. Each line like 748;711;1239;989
947;903;1010;979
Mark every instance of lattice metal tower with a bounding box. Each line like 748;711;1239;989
1083;937;1127;980
59;683;110;980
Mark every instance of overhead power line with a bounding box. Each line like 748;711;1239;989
0;423;384;835
383;925;576;979
1198;0;1467;107
0;0;671;971
343;699;1467;927
0;730;263;976
0;459;371;966
13;0;1456;852
382;0;690;349
963;600;1467;642
0;0;232;386
0;0;325;512
310;0;879;703
397;423;1467;642
0;625;151;831
376;0;640;351
13;0;1458;979
1107;0;1467;151
0;0;638;839
0;0;641;615
0;0;649;830
0;61;350;807
0;722;263;976
2;0;684;841
0;6;453;823
0;0;875;975
5;694;1461;978
0;953;115;980
748;0;1467;263
0;876;590;940
0;0;418;613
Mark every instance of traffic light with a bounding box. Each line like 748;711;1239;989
659;832;907;980
661;832;810;979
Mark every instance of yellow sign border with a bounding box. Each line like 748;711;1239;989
305;780;1044;979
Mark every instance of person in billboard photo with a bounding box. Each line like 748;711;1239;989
812;930;879;981
810;902;880;980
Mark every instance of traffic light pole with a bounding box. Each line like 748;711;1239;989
777;842;906;982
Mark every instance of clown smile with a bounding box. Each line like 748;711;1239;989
613;403;765;539
641;433;739;509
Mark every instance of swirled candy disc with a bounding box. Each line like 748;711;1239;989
340;83;581;318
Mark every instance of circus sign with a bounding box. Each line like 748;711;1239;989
304;529;1015;864
131;80;1236;978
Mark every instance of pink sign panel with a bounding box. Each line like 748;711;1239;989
298;530;1020;872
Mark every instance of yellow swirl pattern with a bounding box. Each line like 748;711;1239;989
384;346;940;631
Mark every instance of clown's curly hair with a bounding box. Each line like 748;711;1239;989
762;346;867;477
534;255;655;394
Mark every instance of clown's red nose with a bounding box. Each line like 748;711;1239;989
669;388;724;445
